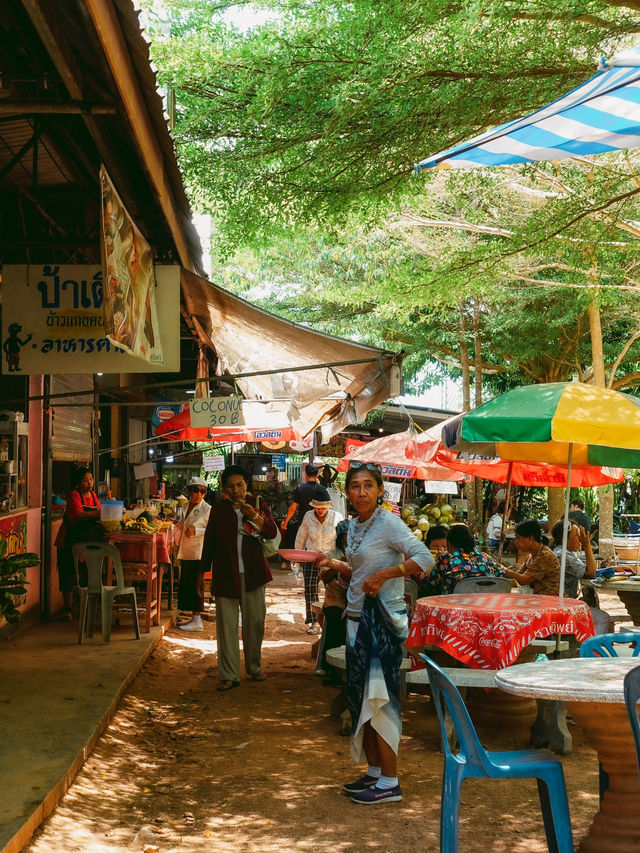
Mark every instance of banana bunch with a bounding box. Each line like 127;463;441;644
123;517;156;535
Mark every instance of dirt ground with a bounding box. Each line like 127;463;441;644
25;568;602;853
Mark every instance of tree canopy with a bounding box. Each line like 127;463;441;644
145;0;640;248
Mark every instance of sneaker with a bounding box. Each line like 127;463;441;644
179;619;204;632
351;784;403;805
343;774;379;794
306;624;320;635
315;668;327;677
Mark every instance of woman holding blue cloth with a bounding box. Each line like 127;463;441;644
315;462;433;804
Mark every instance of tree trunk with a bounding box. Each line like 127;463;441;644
547;487;566;530
588;297;615;558
459;306;478;529
459;306;471;413
473;319;484;533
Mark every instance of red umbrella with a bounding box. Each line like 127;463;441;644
432;446;623;488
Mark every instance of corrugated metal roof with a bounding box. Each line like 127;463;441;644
0;0;202;270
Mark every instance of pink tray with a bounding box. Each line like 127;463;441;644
277;549;321;562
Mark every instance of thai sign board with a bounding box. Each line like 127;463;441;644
190;396;245;429
1;265;179;374
100;166;162;364
204;455;226;471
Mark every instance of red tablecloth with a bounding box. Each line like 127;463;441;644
105;530;171;564
407;593;595;670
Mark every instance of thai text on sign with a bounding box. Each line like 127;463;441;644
190;396;245;428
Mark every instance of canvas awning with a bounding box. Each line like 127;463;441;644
180;268;401;440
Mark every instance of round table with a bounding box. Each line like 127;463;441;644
496;658;640;853
582;577;640;626
407;593;594;670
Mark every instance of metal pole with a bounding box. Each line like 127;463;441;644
497;462;513;563
559;443;574;600
41;376;52;621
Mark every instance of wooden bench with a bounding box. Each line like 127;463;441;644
326;643;572;753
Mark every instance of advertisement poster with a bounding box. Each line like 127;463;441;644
0;513;27;557
2;265;179;374
100;166;162;364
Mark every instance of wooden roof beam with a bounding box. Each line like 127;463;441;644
0;100;117;115
20;0;138;216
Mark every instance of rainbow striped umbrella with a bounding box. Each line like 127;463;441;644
452;383;640;468
446;382;640;595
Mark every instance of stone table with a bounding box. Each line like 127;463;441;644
582;577;640;626
496;657;640;853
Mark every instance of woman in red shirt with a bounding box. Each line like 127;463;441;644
54;468;101;620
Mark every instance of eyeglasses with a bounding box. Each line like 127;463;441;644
189;487;207;494
349;461;381;473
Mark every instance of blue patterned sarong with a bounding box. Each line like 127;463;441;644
346;595;408;762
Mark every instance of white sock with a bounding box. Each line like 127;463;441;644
367;765;381;779
376;775;398;790
192;614;202;624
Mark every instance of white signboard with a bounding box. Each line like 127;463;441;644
190;396;245;429
134;462;155;480
424;480;459;495
204;455;226;471
1;265;180;374
383;480;403;504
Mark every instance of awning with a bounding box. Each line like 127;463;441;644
180;268;401;440
416;47;640;171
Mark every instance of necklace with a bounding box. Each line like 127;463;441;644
345;506;381;565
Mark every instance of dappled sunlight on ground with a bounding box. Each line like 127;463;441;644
25;572;606;852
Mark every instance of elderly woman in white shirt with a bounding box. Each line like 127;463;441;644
177;477;212;632
295;486;343;634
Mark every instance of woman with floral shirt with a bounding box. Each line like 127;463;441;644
422;524;506;596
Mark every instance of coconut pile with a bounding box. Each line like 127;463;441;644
400;499;456;540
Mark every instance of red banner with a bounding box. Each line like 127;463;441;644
345;437;367;455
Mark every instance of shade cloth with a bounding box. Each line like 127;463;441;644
181;268;400;440
407;593;594;670
417;47;640;170
337;428;464;480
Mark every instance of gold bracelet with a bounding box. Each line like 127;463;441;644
398;562;406;575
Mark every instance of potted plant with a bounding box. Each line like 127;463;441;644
0;540;38;623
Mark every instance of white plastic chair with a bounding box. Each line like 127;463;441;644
72;542;140;643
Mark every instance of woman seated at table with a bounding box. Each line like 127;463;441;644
503;519;560;595
420;524;506;596
550;519;611;634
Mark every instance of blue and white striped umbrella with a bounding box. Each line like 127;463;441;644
416;47;640;171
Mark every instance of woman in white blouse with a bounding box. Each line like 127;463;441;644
295;486;343;634
177;477;212;632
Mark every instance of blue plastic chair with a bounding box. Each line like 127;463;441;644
421;654;574;853
624;664;640;784
579;632;640;659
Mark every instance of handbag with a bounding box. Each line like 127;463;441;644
260;526;281;559
240;496;281;558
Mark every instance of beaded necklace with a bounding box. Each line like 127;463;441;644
345;505;382;567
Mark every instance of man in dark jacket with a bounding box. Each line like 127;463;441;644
200;465;277;691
